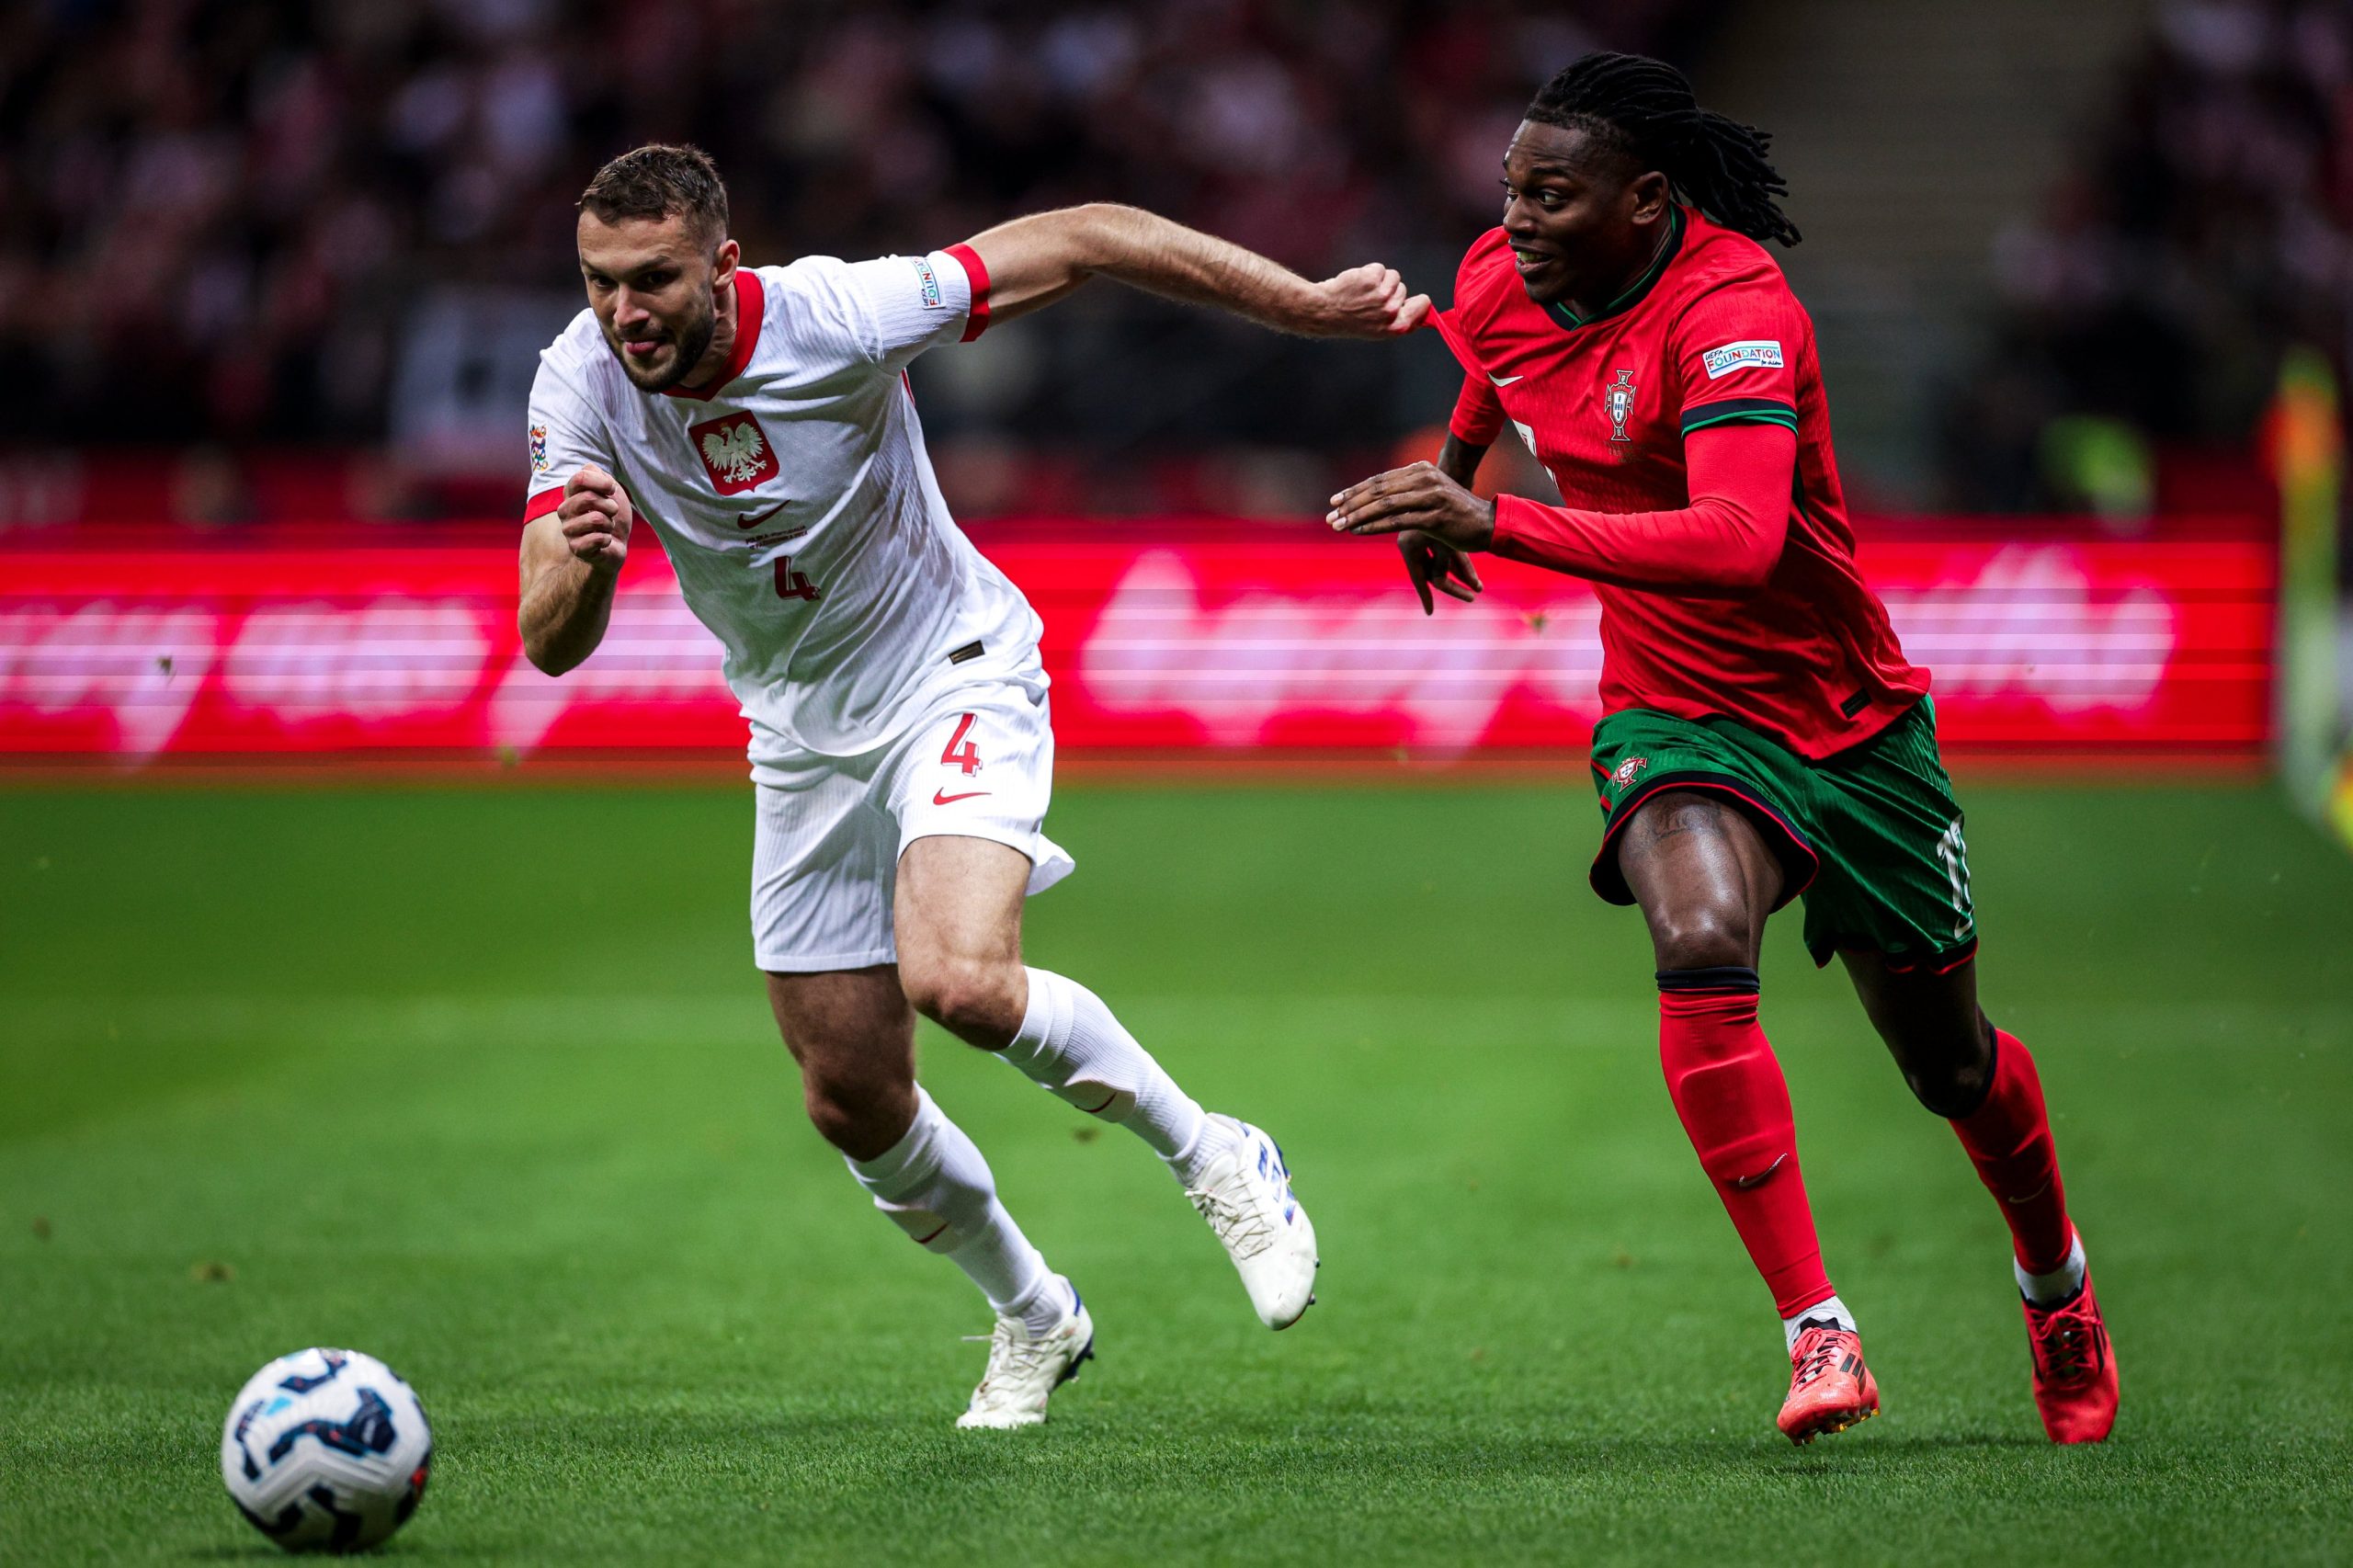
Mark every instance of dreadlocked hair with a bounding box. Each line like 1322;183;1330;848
1527;52;1801;247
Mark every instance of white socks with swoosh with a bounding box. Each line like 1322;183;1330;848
847;1085;1057;1331
1002;967;1234;1184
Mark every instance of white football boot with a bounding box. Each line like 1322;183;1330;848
956;1282;1095;1429
1186;1116;1319;1329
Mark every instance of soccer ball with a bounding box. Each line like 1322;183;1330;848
220;1348;433;1553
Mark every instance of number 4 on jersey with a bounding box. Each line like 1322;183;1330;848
773;556;821;602
940;712;983;776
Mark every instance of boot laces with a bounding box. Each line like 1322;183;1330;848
1792;1329;1850;1391
1188;1176;1276;1260
963;1317;1054;1399
2033;1304;2099;1387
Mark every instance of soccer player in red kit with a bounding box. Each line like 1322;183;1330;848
1329;53;2118;1445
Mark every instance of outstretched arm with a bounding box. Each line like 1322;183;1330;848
1330;423;1798;597
961;203;1429;336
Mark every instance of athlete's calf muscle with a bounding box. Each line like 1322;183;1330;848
1838;951;1993;1116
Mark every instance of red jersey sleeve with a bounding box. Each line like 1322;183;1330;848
1449;369;1506;446
1667;278;1804;440
1434;232;1513;447
1487;421;1796;594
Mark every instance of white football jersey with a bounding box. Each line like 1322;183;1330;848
524;246;1040;764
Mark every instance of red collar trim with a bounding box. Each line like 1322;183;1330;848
663;270;764;402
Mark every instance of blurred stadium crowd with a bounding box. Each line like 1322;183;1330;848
0;0;1700;460
1952;0;2352;515
0;0;2344;523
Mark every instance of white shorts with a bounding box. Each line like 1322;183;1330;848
750;673;1075;972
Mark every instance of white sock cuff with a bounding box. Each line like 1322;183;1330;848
2016;1230;2087;1305
1782;1294;1857;1351
1008;966;1071;1064
846;1085;941;1196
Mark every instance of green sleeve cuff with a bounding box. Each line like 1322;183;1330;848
1681;398;1798;437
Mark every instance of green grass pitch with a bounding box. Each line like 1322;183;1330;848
3;778;2349;1564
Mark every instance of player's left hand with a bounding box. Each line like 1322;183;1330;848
1396;529;1484;614
1327;461;1495;551
1309;263;1433;337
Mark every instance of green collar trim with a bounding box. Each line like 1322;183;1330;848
1541;206;1686;332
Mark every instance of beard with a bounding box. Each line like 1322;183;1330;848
609;294;718;392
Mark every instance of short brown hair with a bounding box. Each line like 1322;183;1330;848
578;143;730;249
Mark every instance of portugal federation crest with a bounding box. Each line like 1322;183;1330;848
1610;755;1649;789
1605;369;1636;443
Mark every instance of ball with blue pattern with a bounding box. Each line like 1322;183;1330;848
220;1348;433;1553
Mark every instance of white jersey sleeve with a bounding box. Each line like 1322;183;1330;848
523;339;615;522
829;247;992;373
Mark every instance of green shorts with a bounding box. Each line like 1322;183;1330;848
1587;699;1978;971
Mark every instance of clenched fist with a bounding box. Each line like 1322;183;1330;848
559;465;633;570
1309;262;1433;338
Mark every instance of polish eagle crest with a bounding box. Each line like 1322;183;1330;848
700;420;767;486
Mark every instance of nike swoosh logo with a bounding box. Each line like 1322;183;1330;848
932;789;991;805
1727;1153;1788;1190
1489;373;1523;385
2006;1181;2052;1206
736;501;788;529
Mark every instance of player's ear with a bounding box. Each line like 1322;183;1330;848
710;236;740;287
1627;170;1672;226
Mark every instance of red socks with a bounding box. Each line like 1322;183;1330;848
1657;977;2073;1303
1949;1028;2073;1274
1657;970;1834;1317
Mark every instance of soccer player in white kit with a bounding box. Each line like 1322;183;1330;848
518;145;1430;1427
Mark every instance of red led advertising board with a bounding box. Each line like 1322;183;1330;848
0;521;2271;766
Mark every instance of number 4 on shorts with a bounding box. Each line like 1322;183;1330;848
940;712;982;776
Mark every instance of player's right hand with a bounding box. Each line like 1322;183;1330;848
1397;528;1483;615
1312;263;1433;337
560;465;632;570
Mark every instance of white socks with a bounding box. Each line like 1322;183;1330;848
1784;1294;1858;1352
848;971;1243;1335
1001;967;1236;1183
847;1086;1061;1333
2017;1230;2088;1307
1777;1238;2088;1352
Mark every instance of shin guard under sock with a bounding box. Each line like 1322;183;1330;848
1658;968;1835;1318
1949;1027;2073;1276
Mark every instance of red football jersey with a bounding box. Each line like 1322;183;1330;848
1434;205;1927;758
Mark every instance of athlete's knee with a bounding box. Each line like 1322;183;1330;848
801;1065;913;1160
1649;905;1758;972
899;952;1025;1044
